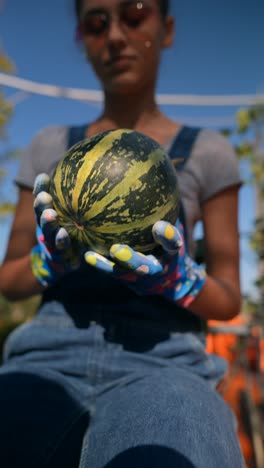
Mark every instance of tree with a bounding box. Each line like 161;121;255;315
224;104;264;316
0;45;16;218
0;47;40;355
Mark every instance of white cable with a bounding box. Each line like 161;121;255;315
0;72;102;102
1;72;263;107
5;92;236;127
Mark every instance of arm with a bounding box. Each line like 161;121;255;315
0;188;46;301
189;185;241;321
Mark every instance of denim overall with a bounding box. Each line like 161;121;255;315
0;126;244;467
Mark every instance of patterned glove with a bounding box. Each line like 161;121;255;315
30;173;79;287
84;220;206;308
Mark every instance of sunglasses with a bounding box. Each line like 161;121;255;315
78;1;156;38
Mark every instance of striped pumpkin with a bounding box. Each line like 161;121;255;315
50;129;180;256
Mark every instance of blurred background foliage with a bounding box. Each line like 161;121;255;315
223;104;264;321
0;45;17;217
0;46;40;354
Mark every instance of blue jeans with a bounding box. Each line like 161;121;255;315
0;300;244;467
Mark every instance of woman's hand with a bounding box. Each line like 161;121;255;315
85;220;206;308
30;173;79;287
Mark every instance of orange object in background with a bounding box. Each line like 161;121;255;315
259;336;264;374
206;315;264;467
206;315;248;359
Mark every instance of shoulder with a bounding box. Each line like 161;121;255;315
193;127;237;158
15;125;69;190
191;127;240;173
28;125;69;153
25;124;69;175
186;127;242;201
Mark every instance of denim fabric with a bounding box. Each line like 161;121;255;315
0;301;244;467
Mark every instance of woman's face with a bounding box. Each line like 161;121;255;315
78;0;174;95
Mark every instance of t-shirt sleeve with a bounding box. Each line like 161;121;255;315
188;128;243;202
15;126;68;190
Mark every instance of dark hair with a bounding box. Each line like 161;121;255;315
74;0;170;20
158;0;170;18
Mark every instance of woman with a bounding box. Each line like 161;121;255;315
0;1;244;467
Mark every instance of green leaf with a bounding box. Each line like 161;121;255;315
234;142;254;158
236;108;250;132
221;128;232;137
0;203;15;217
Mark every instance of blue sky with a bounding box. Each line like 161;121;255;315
0;0;263;299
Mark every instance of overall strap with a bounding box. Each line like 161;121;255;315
168;126;202;170
67;124;88;150
168;126;202;250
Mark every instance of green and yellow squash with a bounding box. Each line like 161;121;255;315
50;129;180;256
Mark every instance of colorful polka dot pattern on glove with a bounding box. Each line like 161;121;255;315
85;220;206;308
